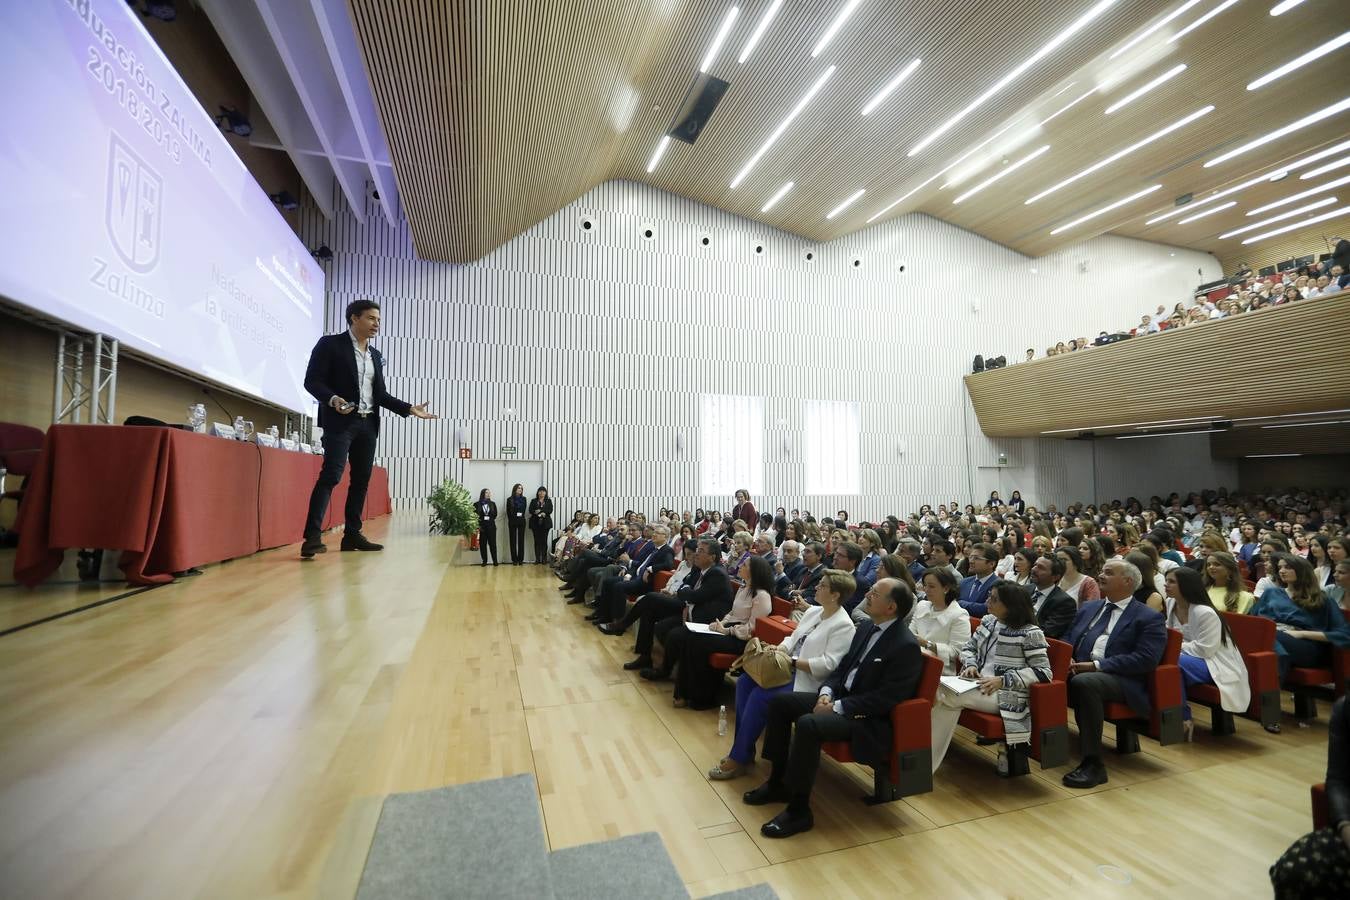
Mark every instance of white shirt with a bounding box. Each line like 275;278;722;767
1091;597;1133;666
821;618;898;712
785;605;857;694
909;600;972;675
349;331;374;413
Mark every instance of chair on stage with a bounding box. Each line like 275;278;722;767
0;422;45;532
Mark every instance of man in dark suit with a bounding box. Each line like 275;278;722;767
957;543;1000;616
1029;555;1077;639
744;578;922;838
789;542;828;604
639;539;733;679
1061;559;1167;788
1333;236;1350;276
300;300;435;558
561;524;635;603
592;525;674;625
772;540;806;597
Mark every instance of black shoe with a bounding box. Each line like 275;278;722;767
584;612;601;622
975;736;999;746
760;808;814;838
639;668;669;682
341;532;383;551
623;656;652;670
1061;759;1108;789
480;562;489;567
742;782;792;806
599;623;627;636
300;538;326;558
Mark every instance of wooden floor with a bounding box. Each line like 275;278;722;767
0;513;1330;898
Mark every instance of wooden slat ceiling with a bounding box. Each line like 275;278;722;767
347;0;1350;266
963;292;1350;438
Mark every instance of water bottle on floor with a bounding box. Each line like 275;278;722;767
717;705;727;736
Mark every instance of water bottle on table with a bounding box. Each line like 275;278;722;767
232;415;245;439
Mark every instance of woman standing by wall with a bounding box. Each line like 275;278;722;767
506;483;528;565
476;488;499;567
528;487;554;564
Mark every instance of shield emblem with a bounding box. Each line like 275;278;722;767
105;134;163;273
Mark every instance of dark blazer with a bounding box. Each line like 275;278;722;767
528;497;554;530
796;563;827;601
476;499;498;526
820;621;924;768
1033;585;1077;640
958;574;998;617
636;544;675;585
506;495;528;523
774;559;806;597
1333;238;1350;273
1064;599;1167;716
303;332;411;435
677;564;733;624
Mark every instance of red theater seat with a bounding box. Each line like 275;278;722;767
708;617;792;671
652;570;672;592
957;638;1072;774
1286;647;1350;720
1187;613;1280;734
821;652;943;803
1101;628;1185;752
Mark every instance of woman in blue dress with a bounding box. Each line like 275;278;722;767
1251;553;1350;683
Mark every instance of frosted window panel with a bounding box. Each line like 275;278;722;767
804;400;861;495
699;394;764;497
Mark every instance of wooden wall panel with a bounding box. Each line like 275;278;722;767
965;292;1350;437
1211;423;1350;458
1239;455;1350;493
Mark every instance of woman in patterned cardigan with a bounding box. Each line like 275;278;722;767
929;581;1053;773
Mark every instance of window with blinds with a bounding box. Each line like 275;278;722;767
803;399;861;495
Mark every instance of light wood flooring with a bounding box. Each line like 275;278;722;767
0;513;1331;898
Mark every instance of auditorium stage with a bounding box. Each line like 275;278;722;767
0;512;1329;898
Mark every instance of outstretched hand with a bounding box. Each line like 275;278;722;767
410;403;438;419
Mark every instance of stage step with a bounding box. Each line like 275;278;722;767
549;831;688;899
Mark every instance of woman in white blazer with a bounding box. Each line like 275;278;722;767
1165;566;1250;741
910;567;973;675
708;568;857;780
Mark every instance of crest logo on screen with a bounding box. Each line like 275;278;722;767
105;133;163;273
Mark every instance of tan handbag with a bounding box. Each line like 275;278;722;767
731;637;793;689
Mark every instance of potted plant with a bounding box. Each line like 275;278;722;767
427;477;477;551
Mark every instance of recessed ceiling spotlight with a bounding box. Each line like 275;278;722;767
953;145;1050;204
738;0;782;64
730;65;835;188
1049;183;1162;235
699;6;741;74
1103;63;1187;115
907;0;1120;158
1269;171;1290;182
1241;204;1350;244
761;181;794;212
1204;96;1350;167
860;57;922;116
826;188;866;219
1245;173;1350;215
1167;0;1240;45
1108;0;1202;59
1218;197;1338;238
1176;200;1236;224
1247;31;1350;90
1026;106;1212;204
811;0;864;58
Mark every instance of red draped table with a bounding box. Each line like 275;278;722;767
13;425;392;586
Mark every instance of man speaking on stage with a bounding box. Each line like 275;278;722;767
300;299;436;558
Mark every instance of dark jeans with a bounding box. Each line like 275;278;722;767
304;416;377;540
1068;671;1128;760
508;520;526;563
762;691;855;811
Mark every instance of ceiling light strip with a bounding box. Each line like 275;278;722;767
1205;96;1350;167
1049;184;1162;234
1104;63;1187;114
646;136;671;173
1248;31;1350;90
1026;106;1213;204
700;6;741;73
1167;0;1240;44
1141;151;1345;224
1108;0;1203;59
1241;204;1350;243
867;122;1020;221
737;0;782;64
953;145;1051;204
812;0;864;58
1283;138;1350;174
1302;154;1350;180
1218;196;1337;238
1115;428;1217;439
1176;200;1236;223
730;65;836;189
1246;173;1350;215
1269;0;1307;15
760;180;794;212
826;188;866;219
861;58;922;115
907;0;1121;158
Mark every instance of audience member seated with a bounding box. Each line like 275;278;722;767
930;581;1053;773
1125;550;1165;613
744;579;921;838
664;557;774;710
855;529;884;589
1164;566;1251;741
1269;696;1348;896
910;568;973;675
957;543;1000;616
1062;559;1167;788
786;541;829;606
708;570;857;781
1028;554;1078;639
1056;546;1101;604
1203;551;1256;614
620;539;732;672
772;540;805;596
591;525;675;626
829;542;868;616
1331;560;1350;614
1250;553;1350;683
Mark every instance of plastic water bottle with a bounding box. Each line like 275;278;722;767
195;403;207;432
232;415;245;439
717;705;728;736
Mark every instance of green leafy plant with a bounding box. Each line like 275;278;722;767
427;477;477;537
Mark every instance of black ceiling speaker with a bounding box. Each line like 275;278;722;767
667;73;730;145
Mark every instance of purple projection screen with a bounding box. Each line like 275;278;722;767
0;0;323;414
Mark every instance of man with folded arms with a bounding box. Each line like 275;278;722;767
743;578;921;838
1061;559;1166;788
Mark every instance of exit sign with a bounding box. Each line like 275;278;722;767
500;446;517;456
458;448;471;459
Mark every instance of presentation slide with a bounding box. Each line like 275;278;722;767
0;0;323;414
